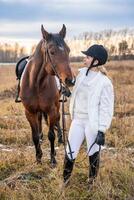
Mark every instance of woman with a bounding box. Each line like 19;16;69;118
63;44;114;187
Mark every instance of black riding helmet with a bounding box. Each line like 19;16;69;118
81;44;108;66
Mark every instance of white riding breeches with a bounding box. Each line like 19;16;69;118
66;118;100;159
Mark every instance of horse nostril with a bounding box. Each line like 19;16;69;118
65;78;75;86
71;77;76;85
65;78;69;85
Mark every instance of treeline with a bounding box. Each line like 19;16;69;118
0;28;134;62
0;43;27;63
70;54;134;62
68;28;134;60
70;39;134;62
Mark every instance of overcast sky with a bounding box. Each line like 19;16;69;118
0;0;133;44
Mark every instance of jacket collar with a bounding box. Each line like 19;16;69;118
87;71;101;86
81;68;101;86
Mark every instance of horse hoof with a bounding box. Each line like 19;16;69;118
37;160;42;165
58;138;64;145
36;157;42;164
50;162;57;168
39;139;43;144
50;159;57;168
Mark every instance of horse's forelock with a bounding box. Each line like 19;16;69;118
51;34;65;48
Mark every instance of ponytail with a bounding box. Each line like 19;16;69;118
98;66;112;81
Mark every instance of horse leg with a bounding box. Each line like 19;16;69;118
48;128;56;167
38;112;43;143
48;112;57;167
25;110;43;164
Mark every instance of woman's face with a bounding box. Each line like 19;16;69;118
83;56;94;67
83;56;99;67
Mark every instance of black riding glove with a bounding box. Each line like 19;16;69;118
62;86;71;97
95;131;105;146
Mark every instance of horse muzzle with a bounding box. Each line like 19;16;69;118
65;77;76;87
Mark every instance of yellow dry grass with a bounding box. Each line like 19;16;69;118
0;61;134;200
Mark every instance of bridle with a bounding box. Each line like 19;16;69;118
43;39;69;90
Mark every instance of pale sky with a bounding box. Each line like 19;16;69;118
0;0;133;51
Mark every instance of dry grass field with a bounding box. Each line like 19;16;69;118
0;61;134;200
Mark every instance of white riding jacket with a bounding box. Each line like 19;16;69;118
69;67;114;133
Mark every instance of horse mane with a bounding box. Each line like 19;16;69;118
33;40;43;58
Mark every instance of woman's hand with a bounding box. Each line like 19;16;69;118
95;131;105;146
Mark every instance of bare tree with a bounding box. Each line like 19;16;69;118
119;40;128;55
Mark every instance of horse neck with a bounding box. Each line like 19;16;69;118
31;40;48;84
33;40;44;67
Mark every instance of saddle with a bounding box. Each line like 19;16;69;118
15;56;29;103
15;56;29;80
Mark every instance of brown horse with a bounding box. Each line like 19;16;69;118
20;24;74;166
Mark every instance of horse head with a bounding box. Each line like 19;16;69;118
41;24;75;87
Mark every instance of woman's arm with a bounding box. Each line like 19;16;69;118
98;82;114;133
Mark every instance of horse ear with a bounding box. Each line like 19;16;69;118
41;25;50;41
59;24;66;39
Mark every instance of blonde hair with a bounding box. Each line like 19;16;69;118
98;65;112;80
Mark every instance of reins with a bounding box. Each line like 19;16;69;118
44;41;76;161
61;94;74;161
